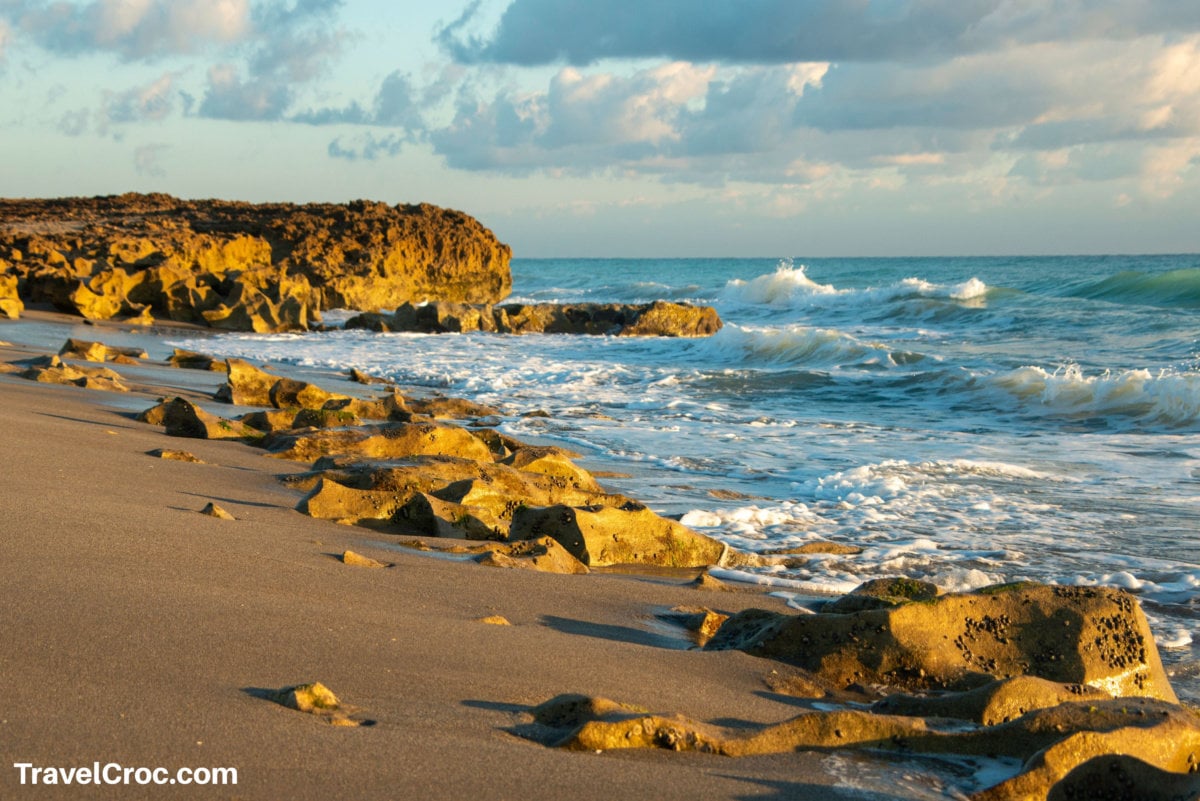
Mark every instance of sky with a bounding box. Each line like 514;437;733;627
2;1;1200;257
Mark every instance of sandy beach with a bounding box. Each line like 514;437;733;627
0;312;879;801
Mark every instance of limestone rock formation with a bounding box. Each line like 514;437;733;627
0;193;511;332
161;397;264;441
344;299;723;338
509;503;727;568
17;354;129;392
1;271;24;319
520;692;1200;801
706;583;1178;702
59;338;147;362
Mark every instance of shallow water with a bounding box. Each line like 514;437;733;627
166;254;1200;702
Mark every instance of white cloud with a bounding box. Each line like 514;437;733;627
440;0;1200;66
10;0;251;60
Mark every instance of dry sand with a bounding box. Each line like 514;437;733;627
0;314;965;800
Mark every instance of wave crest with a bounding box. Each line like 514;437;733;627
990;364;1200;426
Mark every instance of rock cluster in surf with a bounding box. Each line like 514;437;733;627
140;354;726;571
12;334;1193;800
344;299;723;337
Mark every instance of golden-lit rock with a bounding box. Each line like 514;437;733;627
707;583;1179;702
508;504;727;568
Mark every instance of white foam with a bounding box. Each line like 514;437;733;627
990;364;1200;426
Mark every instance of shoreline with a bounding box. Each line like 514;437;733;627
2;311;1197;800
0;313;865;800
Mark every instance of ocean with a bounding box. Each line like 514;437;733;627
168;254;1200;702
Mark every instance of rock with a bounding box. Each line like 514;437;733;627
323;393;410;422
239;409;304;433
706;583;1179;702
59;337;147;362
973;702;1200;800
615;300;724;337
658;607;730;646
522;693;1200;792
499;446;600;491
348;367;388;385
341;550;390;568
395;492;503;540
215;358;280;406
137;400;171;425
508;504;727;568
0;272;23;319
200;502;234;520
872;676;1111;725
1045;754;1200;801
269;377;340;410
690;571;734;592
261;682;364;727
823;576;942;613
0;194;512;331
264;421;494;463
19;355;129;391
297;455;632;535
407;395;501;419
343;299;724;337
147;448;204;463
477;615;512;625
167;349;228;371
474;537;590;574
162;397;265;441
291;407;362;429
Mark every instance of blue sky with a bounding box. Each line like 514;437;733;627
3;0;1200;257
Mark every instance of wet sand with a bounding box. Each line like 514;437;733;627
0;314;942;800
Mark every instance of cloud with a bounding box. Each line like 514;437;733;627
326;132;405;160
426;31;1200;203
439;0;1200;66
293;69;427;129
6;0;251;60
133;142;169;176
198;62;292;120
0;19;10;63
196;0;349;121
103;71;179;125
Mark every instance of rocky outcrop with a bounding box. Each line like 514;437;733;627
520;691;1200;800
138;361;726;572
0;193;511;331
17;354;129;392
706;582;1177;702
345;299;723;337
509;504;727;568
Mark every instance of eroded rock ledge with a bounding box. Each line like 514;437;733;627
344;299;723;337
0;193;512;331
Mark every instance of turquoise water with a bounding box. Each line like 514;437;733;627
175;254;1200;700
